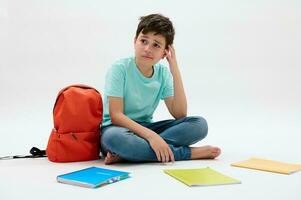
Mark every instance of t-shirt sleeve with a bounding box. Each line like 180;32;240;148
104;63;125;98
161;67;174;99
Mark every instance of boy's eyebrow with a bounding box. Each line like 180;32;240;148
154;40;163;45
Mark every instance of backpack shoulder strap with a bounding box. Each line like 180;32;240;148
0;147;46;160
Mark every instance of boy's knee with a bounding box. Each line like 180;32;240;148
186;116;208;140
101;127;128;149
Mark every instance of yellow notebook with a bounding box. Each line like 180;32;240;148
164;167;241;186
231;157;301;175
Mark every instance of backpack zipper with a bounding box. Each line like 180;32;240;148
71;133;77;140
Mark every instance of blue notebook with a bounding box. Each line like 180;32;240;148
57;166;130;188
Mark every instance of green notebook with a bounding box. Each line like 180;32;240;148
164;167;241;186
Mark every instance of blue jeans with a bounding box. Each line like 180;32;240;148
100;116;208;162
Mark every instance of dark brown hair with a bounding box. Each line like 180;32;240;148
135;14;175;48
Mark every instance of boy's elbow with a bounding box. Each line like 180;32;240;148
173;111;187;119
178;113;187;119
171;104;187;119
110;112;121;125
110;116;117;125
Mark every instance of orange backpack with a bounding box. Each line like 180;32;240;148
46;84;103;162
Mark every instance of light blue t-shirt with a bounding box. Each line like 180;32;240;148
102;57;174;126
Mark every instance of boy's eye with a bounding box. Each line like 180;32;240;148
141;39;147;44
153;43;161;48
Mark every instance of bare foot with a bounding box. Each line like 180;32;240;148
190;145;221;159
104;152;123;165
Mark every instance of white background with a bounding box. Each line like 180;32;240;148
1;1;300;199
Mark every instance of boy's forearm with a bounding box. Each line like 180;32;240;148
170;64;187;118
110;112;155;140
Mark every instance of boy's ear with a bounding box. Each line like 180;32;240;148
162;51;167;59
134;37;137;44
162;47;170;58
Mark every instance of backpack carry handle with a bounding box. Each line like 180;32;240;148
52;84;101;113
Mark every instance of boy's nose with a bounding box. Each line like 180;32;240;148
144;45;152;53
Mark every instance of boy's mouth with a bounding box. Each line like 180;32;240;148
142;55;153;60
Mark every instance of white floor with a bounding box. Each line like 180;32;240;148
1;1;301;200
1;104;301;200
1;150;301;200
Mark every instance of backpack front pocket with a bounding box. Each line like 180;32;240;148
46;130;100;162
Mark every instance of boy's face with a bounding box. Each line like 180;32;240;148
134;31;167;67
